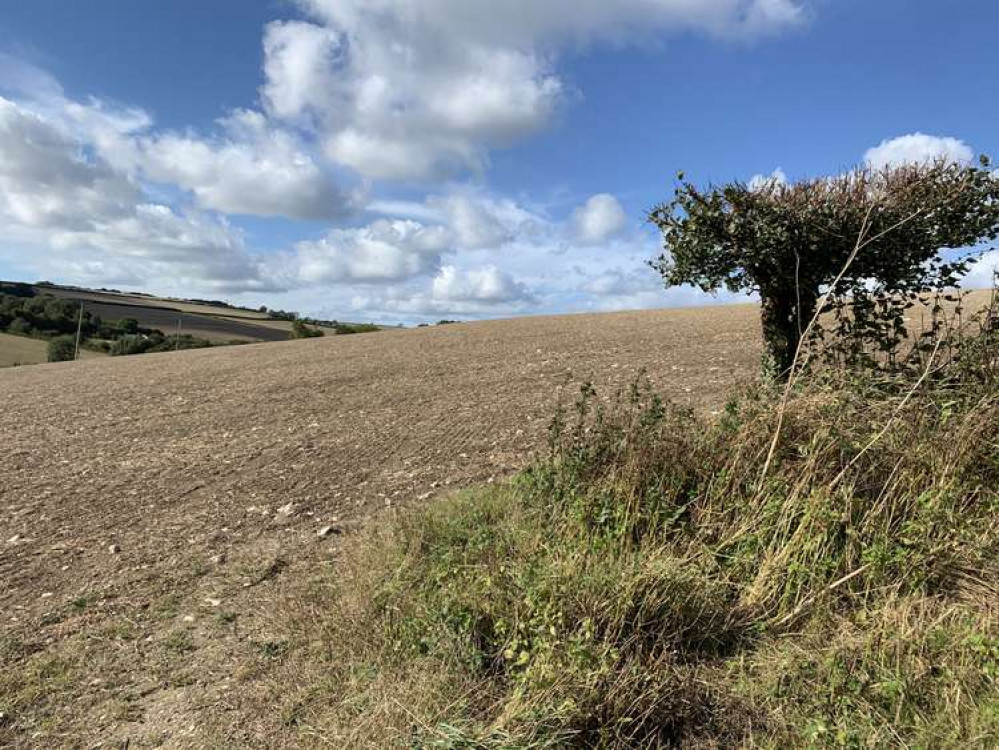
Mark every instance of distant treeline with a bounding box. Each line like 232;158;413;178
288;318;381;338
265;305;381;336
417;320;463;327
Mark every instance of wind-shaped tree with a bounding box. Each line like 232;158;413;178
649;158;999;378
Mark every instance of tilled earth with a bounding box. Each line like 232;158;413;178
0;305;761;748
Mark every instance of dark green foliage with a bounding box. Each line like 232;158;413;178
109;334;146;356
332;322;379;335
46;336;76;362
7;317;32;335
291;319;325;339
117;317;140;335
0;292;81;336
649;159;999;378
109;332;217;356
0;281;35;298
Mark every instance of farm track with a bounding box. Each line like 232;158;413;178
0;305;762;747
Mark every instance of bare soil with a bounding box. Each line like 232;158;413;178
0;305;763;747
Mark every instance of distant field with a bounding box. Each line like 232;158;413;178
0;332;46;366
0;332;105;367
37;287;291;343
65;300;289;342
38;287;272;320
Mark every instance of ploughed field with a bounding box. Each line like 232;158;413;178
0;305;762;747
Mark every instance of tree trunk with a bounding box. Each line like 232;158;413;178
760;286;819;380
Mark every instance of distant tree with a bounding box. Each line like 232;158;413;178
291;319;325;339
110;334;146;356
117;317;140;335
47;336;76;362
0;282;35;298
649;158;999;377
333;322;380;335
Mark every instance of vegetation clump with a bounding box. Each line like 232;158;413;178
332;322;380;335
257;298;999;748
46;336;76;362
291;319;326;339
649;159;999;378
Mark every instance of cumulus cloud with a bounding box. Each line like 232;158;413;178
961;250;999;291
431;192;546;250
582;267;658;296
431;265;531;303
289;219;450;285
0;97;138;230
1;57;355;222
262;0;807;181
118;110;359;221
0;95;266;291
747;167;788;190
572;194;627;244
864;133;974;169
342;263;534;321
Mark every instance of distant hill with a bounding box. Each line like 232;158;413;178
33;283;300;343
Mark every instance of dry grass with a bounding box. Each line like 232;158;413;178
0;332;105;367
0;332;48;367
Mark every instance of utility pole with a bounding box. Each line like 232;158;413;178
176;318;182;351
74;303;84;360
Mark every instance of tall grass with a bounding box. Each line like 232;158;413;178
258;298;999;748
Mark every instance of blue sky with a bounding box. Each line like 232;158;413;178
0;1;996;323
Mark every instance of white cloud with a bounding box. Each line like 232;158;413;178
1;57;356;222
962;250;999;291
262;0;807;181
0;97;138;230
582;267;657;296
431;265;530;303
0;95;267;292
289;219;450;285
120;110;359;221
864;133;974;169
430;191;546;250
261;21;344;124
573;193;627;244
341;264;534;321
748;166;788;190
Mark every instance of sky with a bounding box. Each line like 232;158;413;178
0;0;996;324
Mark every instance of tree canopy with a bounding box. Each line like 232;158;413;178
649;158;999;377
